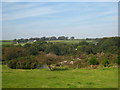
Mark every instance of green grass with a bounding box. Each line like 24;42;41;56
47;40;80;43
2;65;118;88
47;40;94;43
0;40;13;42
0;40;14;45
0;42;13;45
0;39;95;46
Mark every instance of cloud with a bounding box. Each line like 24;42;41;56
3;4;61;21
2;0;119;2
2;2;118;40
3;2;117;21
3;2;46;12
5;6;116;28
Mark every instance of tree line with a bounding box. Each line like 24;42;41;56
13;36;75;43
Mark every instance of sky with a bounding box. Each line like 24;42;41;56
2;2;118;40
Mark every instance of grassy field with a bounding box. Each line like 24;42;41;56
0;40;13;45
47;40;94;43
0;39;96;46
2;65;118;88
0;42;13;45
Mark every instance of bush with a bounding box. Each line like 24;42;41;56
36;52;64;70
7;56;41;69
88;56;99;65
2;47;29;61
44;43;75;55
115;55;120;65
7;59;18;69
102;59;110;67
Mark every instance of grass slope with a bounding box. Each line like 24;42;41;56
2;65;118;88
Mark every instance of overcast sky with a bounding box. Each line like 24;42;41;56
2;2;118;40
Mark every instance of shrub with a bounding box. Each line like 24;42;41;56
102;59;110;67
88;56;99;65
7;59;18;69
7;56;41;69
115;55;120;65
36;52;64;70
2;47;29;61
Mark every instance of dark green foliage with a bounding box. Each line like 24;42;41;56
2;47;29;61
88;56;99;65
102;59;110;67
96;37;119;54
77;45;93;54
78;41;89;46
116;55;120;65
58;36;67;40
36;52;64;70
17;38;29;43
23;43;31;48
7;59;18;69
7;56;40;69
45;43;75;55
28;41;47;55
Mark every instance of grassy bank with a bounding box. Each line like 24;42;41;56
2;65;118;88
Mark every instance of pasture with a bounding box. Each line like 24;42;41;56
2;65;118;88
0;40;13;45
47;39;94;43
0;39;96;46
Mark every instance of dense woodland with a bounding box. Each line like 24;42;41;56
2;37;120;70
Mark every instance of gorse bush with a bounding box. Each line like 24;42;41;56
36;52;64;70
88;56;99;65
2;47;29;61
7;52;64;70
7;56;40;69
116;55;120;65
102;59;110;67
7;59;18;69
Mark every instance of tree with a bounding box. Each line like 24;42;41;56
41;37;46;40
96;37;119;54
50;36;57;40
65;37;68;40
70;37;75;40
45;43;75;55
58;36;66;40
13;39;17;43
28;41;47;55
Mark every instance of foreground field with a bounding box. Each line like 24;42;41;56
2;65;118;88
